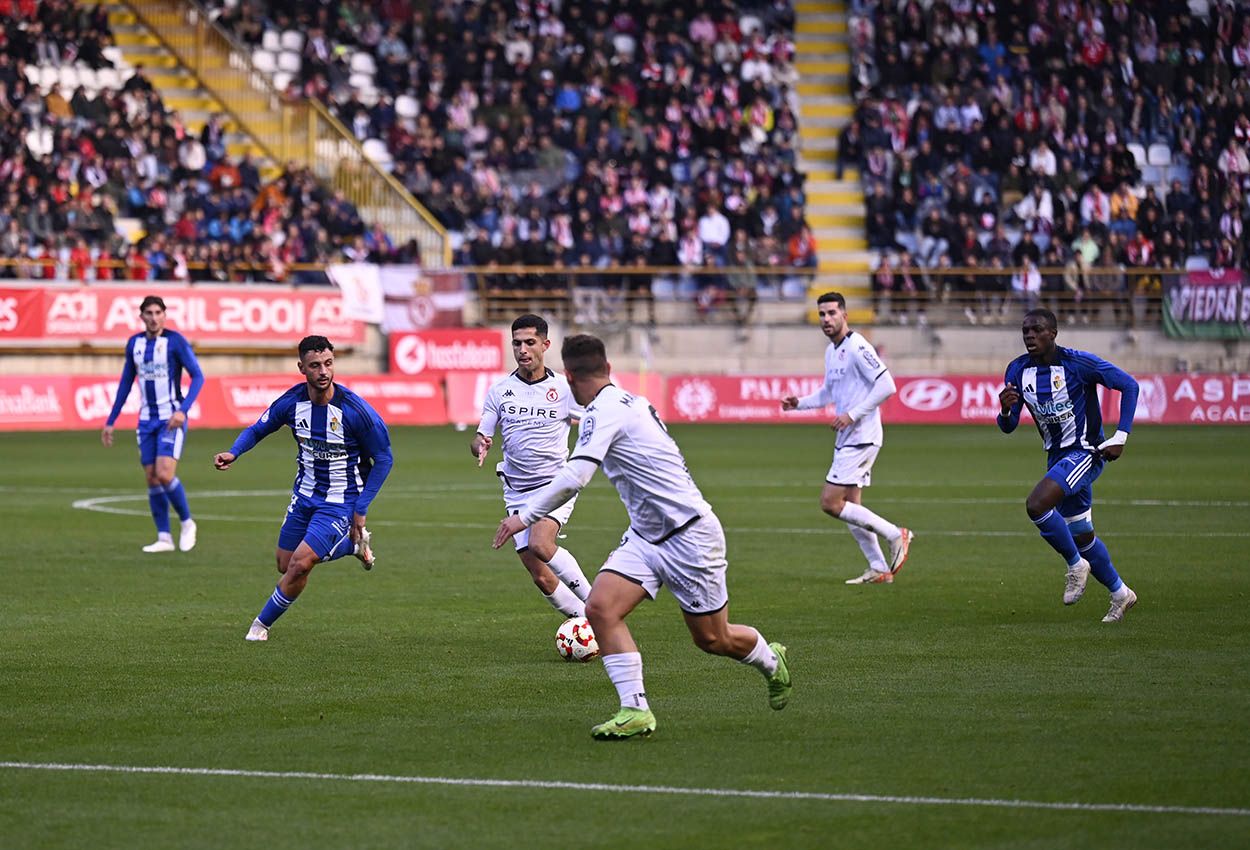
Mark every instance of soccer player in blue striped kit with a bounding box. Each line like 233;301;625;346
997;308;1141;623
101;295;204;553
214;336;393;641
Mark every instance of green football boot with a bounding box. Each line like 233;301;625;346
590;706;657;740
767;642;792;710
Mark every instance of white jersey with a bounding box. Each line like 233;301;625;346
571;384;711;544
796;331;890;449
477;368;582;491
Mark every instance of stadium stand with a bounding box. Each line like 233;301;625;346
847;0;1246;325
0;0;422;283
202;0;816;300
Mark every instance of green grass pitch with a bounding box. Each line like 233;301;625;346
2;424;1248;849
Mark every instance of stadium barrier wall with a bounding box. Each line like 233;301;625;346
2;372;1246;432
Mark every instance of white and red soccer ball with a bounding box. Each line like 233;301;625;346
555;616;599;662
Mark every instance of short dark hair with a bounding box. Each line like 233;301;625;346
816;291;846;310
511;314;548;337
1023;307;1058;331
298;335;334;358
140;295;166;312
561;334;609;379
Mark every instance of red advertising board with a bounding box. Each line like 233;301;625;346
389;329;506;376
0;285;365;345
0;374;446;431
2;372;1245;431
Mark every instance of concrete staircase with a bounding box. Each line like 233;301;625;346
84;0;281;178
794;0;872;311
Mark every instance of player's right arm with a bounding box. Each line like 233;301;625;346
214;394;290;469
472;385;500;466
102;336;138;446
996;363;1023;433
783;355;834;412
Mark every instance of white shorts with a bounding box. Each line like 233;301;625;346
826;443;880;488
503;480;578;552
599;513;729;615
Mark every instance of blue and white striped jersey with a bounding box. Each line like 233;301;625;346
107;330;205;425
228;383;394;511
997;347;1139;456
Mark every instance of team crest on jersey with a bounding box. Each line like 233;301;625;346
546;387;559;402
578;416;595;445
1051;373;1065;390
330;415;340;432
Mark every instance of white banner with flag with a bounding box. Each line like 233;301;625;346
327;263;385;324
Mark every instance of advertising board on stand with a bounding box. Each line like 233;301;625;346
389;329;507;376
0;284;365;345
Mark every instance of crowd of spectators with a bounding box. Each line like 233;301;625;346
846;0;1250;324
0;0;115;70
0;1;425;282
210;0;820;307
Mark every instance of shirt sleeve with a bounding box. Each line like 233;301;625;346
518;458;598;526
476;385;499;437
1086;354;1140;433
176;337;205;414
228;394;289;456
106;337;137;426
997;362;1023;433
852;339;889;383
353;404;393;515
567;405;623;466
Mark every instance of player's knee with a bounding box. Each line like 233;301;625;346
1073;531;1095;548
529;541;557;563
691;630;729;655
155;469;175;487
820;495;845;517
584;596;614;626
1025;494;1049;518
286;555;316;578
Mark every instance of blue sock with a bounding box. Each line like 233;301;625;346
256;585;295;628
1032;509;1080;567
1079;537;1124;593
163;477;191;522
148;485;171;535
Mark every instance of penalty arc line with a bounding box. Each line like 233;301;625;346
1;762;1247;818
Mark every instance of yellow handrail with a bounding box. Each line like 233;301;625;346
117;0;450;267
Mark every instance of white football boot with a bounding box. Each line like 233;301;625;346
142;534;176;553
245;619;269;641
1063;558;1092;605
354;527;375;571
178;519;197;552
1102;587;1138;623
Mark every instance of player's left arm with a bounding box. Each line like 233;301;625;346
1090;356;1140;460
169;337;205;430
835;345;896;430
353;408;394;521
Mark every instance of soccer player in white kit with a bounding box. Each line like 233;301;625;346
472;315;592;618
494;334;792;740
782;292;913;584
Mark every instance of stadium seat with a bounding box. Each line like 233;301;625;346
349;72;374;91
1167;163;1191;187
252;49;277;73
1127;143;1147;167
280;30;304;52
96;67;121;91
1185;255;1210;271
362;138;392;165
612;33;636;60
277;51;302;74
1147;144;1172;166
272;71;293;92
1140;164;1163;186
395;95;419;119
350;52;377;76
262;30;281;52
740;14;763;36
38;66;58;91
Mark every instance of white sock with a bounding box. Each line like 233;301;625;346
546;547;591;601
738;629;778;677
602;651;649;710
837;502;901;540
848;526;889;573
543;583;585;618
1112;583;1133;601
157;532;173;542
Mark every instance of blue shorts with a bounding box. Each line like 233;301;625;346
1044;448;1105;529
136;418;186;466
278;493;355;558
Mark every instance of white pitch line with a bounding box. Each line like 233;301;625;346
0;761;1245;818
68;493;1250;538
